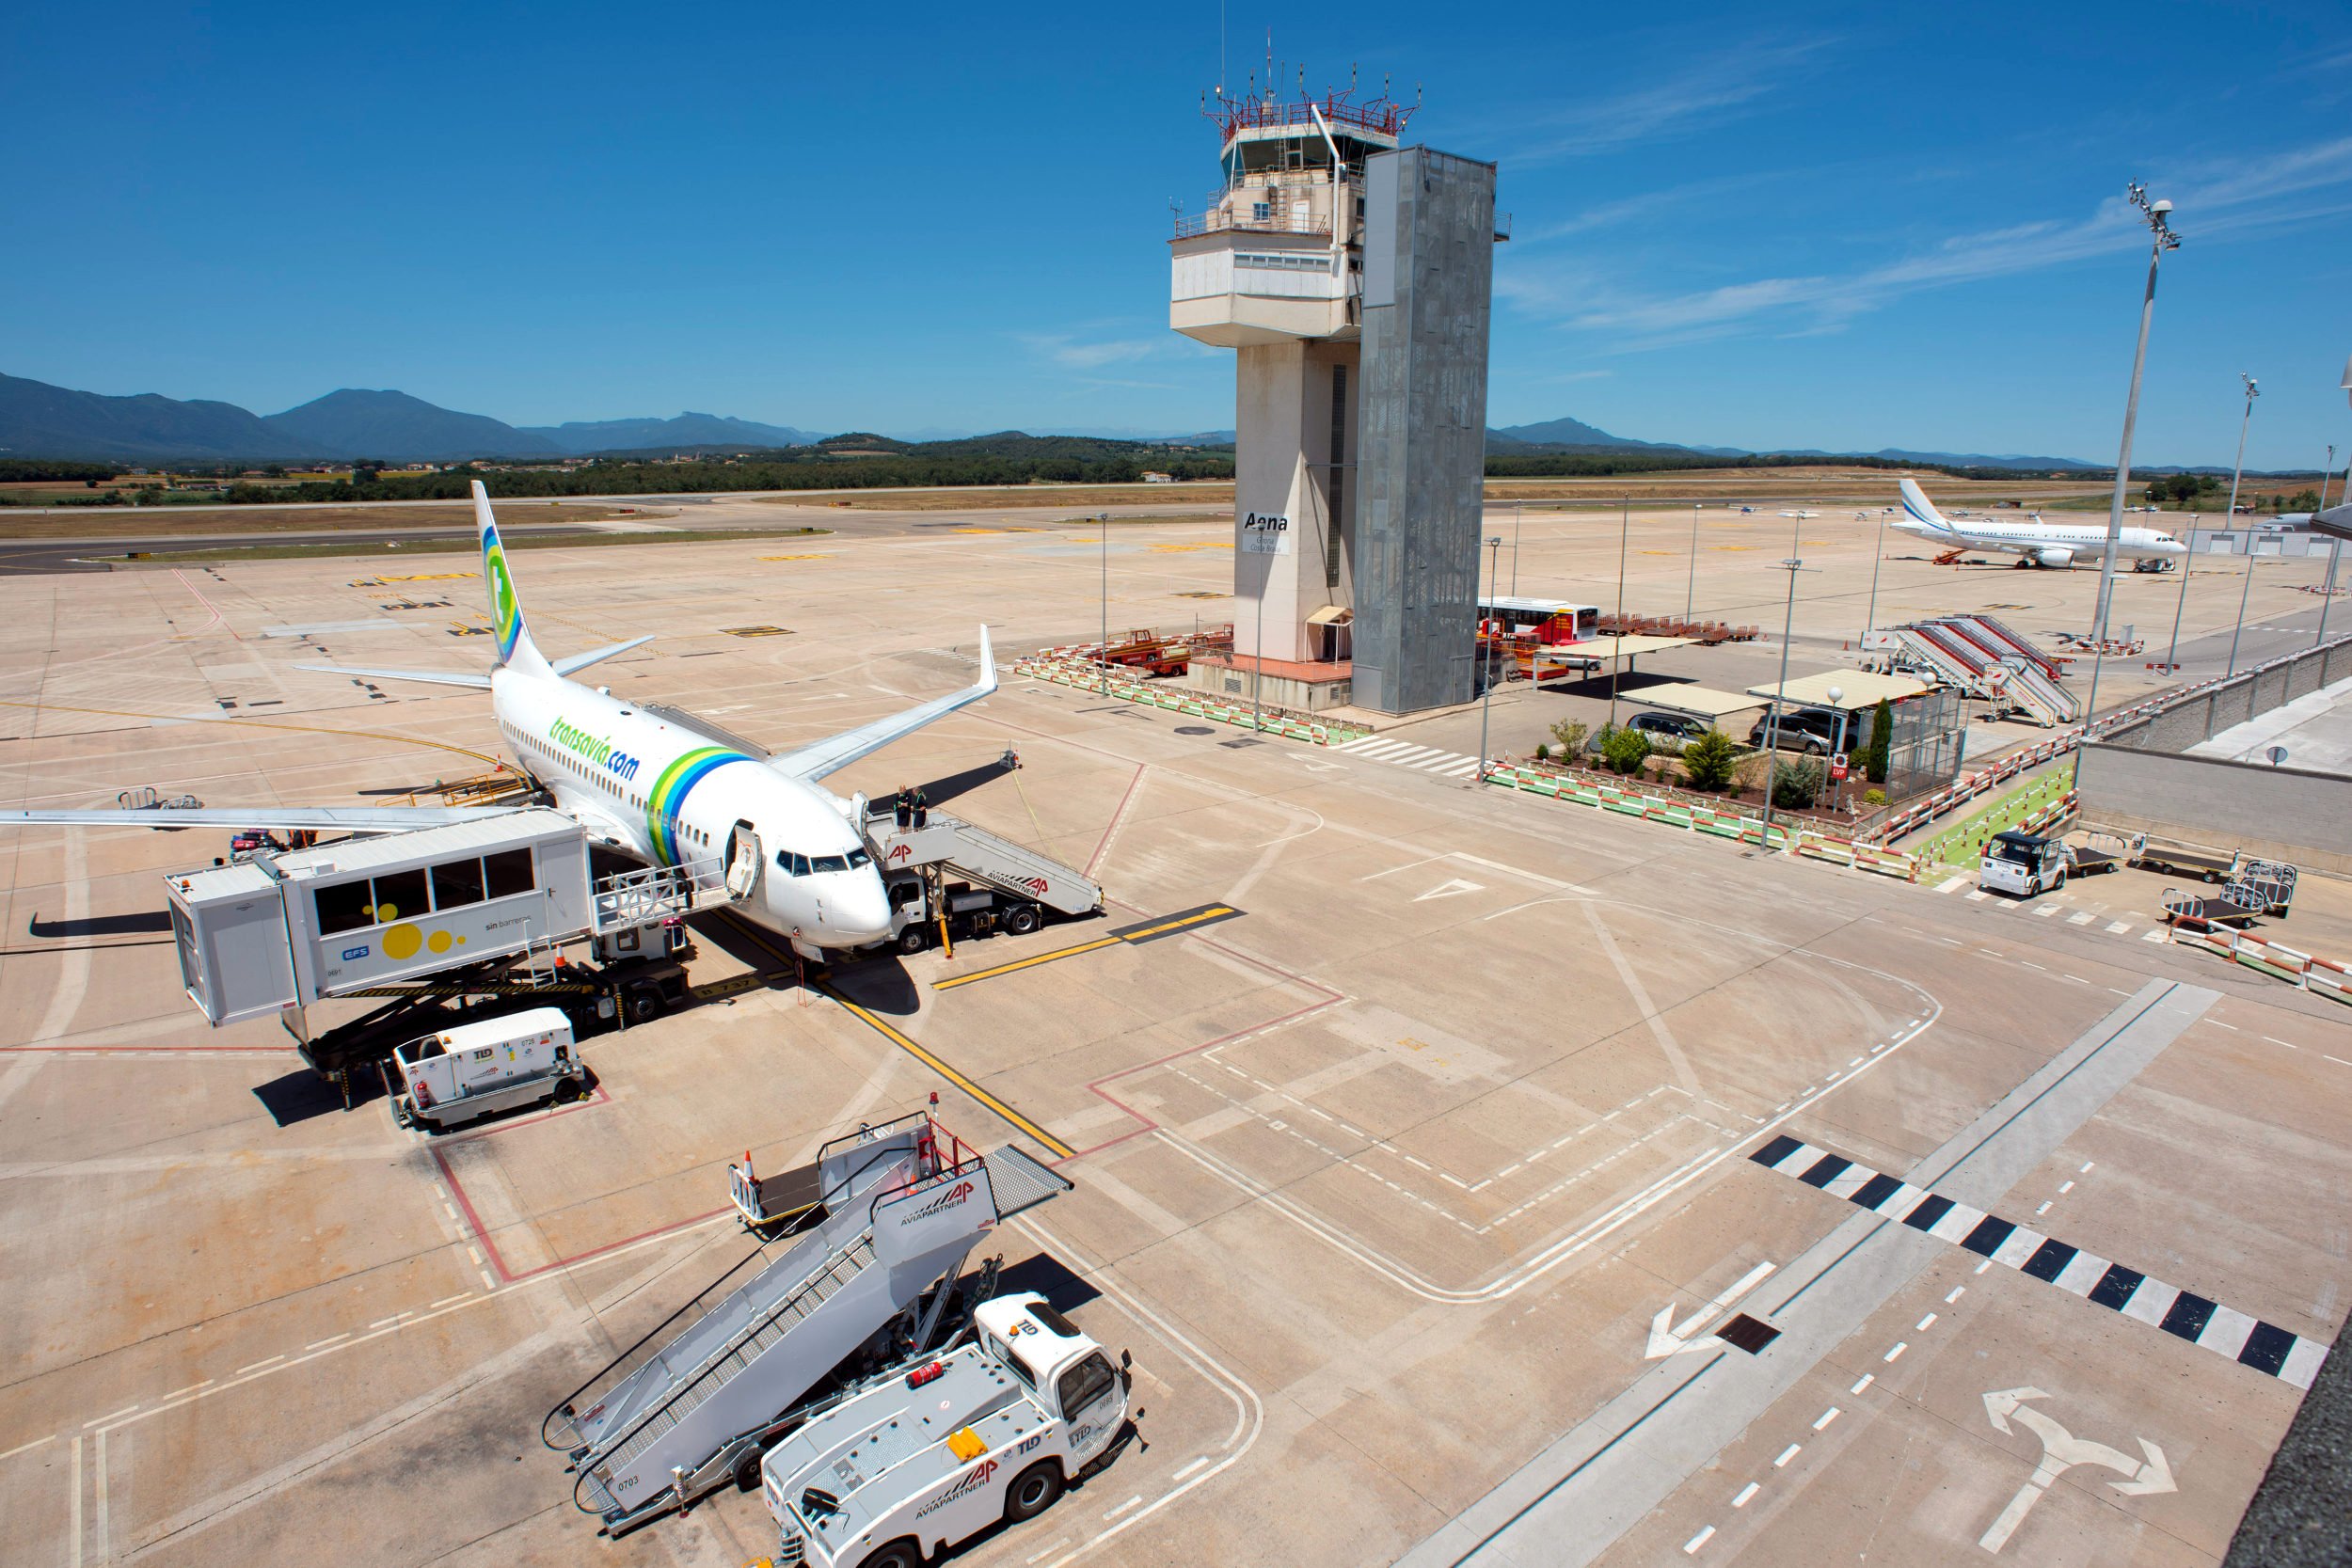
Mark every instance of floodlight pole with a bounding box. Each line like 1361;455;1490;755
1759;533;1804;855
1860;509;1886;654
1477;535;1502;784
1099;511;1110;695
1608;496;1629;733
2083;185;2180;733
2161;514;2195;673
1511;502;1522;596
1686;502;1701;622
2225;377;2260;676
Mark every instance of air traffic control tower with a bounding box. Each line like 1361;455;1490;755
1170;82;1500;715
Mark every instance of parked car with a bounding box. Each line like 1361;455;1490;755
1748;705;1845;755
1585;710;1710;756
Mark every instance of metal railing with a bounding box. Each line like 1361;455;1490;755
1172;207;1333;241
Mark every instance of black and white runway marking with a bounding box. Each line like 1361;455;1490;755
1750;1133;2328;1390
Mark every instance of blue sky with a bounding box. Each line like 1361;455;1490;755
8;1;2350;467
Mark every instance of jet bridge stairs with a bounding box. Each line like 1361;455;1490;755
545;1112;1070;1536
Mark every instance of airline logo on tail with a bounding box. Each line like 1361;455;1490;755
485;525;524;662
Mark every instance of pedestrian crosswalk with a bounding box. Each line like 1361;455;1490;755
1334;735;1485;779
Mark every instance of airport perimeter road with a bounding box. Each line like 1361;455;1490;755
1;524;2344;1567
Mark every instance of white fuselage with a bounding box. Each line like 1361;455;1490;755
1894;516;2185;566
488;667;892;950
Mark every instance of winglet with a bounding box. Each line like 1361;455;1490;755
976;625;998;694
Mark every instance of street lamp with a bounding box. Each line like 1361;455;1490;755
2225;376;2261;676
1477;535;1502;785
1858;509;1886;655
2161;513;2196;674
1511;501;1523;596
1757;527;1808;856
1685;501;1701;622
1608;496;1630;733
2083;184;2182;733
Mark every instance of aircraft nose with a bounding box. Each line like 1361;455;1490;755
834;874;894;944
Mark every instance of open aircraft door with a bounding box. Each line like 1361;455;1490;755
723;820;762;901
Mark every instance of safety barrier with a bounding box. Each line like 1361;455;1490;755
1480;765;1916;873
1010;657;1371;746
1865;646;2321;850
2168;922;2352;1008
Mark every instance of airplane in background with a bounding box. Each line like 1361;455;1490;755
1894;478;2187;572
1775;509;1821;519
0;483;997;957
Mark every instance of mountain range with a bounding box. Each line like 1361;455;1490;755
1;369;2106;470
0;374;824;464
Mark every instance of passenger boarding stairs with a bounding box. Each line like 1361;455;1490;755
1892;614;2078;726
593;855;723;933
866;811;1104;918
549;1113;1070;1534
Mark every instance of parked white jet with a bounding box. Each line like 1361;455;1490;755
1895;479;2186;571
0;483;998;957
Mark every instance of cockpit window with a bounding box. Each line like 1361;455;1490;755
775;850;812;877
847;847;872;869
810;854;849;874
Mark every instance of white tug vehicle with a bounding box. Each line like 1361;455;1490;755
758;1292;1132;1568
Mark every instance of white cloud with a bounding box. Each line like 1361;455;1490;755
1509;136;2352;351
1478;39;1837;166
1014;332;1166;370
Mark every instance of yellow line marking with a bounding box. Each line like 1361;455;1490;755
931;936;1122;990
1120;906;1235;942
714;912;1072;1158
819;986;1074;1158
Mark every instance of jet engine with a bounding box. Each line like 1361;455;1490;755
2031;546;2075;568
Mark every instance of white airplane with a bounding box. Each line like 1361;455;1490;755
1894;478;2186;572
0;483;998;958
1775;509;1821;519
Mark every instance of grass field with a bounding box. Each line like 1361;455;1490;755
125;525;828;563
1916;763;2079;868
760;483;1234;511
0;501;649;539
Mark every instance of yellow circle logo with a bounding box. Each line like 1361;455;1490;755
383;924;423;960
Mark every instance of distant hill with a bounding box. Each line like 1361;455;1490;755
1486;415;2097;470
519;412;824;453
264;388;557;461
0;369;2108;471
0;372;310;461
1771;446;2103;471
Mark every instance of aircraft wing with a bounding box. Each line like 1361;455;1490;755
769;626;998;784
297;663;495;689
0;805;525;832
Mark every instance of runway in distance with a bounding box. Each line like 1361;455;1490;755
1896;478;2186;571
0;483;998;956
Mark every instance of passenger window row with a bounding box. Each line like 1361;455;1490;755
313;847;536;936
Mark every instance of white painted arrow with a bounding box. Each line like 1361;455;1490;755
1414;879;1486;902
1978;1387;2175;1553
1645;1261;1775;1358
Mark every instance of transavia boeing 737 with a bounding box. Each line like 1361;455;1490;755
1894;478;2186;572
0;483;997;958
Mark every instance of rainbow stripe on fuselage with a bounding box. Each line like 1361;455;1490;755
644;745;755;863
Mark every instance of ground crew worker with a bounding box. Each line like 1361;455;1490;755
894;785;912;828
912;784;930;828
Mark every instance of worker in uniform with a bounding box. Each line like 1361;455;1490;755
894;785;913;829
912;784;930;829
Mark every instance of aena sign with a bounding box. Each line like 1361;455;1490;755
1240;510;1292;555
